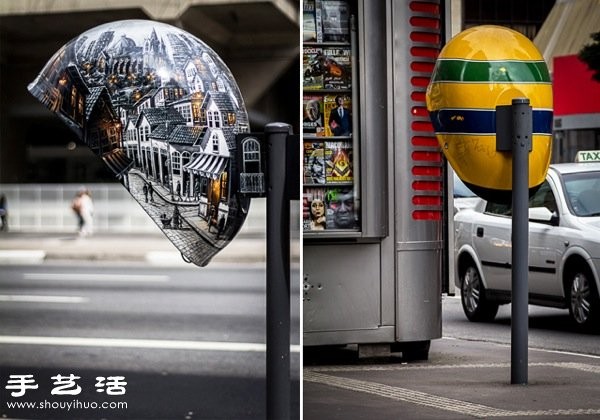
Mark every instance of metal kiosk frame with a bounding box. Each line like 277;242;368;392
303;0;450;359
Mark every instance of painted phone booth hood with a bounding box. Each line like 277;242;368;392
28;19;251;267
426;25;553;200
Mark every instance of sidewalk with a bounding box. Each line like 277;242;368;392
304;336;600;419
0;231;298;267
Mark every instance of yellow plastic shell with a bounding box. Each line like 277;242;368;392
426;25;553;193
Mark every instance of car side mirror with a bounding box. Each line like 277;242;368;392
529;207;558;225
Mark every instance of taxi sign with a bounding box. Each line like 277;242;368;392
426;25;553;198
575;150;600;162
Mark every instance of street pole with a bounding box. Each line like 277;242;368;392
265;122;292;419
510;98;531;385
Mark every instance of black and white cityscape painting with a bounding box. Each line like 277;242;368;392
28;20;252;267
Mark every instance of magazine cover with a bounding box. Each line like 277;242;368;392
303;46;324;89
304;141;326;184
323;94;352;137
314;0;323;43
321;0;350;43
322;46;352;89
325;141;353;183
303;187;327;231
303;0;317;42
303;94;325;137
325;187;358;230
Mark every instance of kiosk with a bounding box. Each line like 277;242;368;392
303;0;451;358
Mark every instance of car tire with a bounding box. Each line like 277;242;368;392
567;268;600;331
461;264;499;322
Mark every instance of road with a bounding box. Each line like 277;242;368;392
443;294;600;357
0;263;300;419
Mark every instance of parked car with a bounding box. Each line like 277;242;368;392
453;173;481;215
454;162;600;330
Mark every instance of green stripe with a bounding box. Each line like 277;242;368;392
433;59;550;83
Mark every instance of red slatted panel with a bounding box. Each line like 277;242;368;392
411;91;427;102
409;17;440;30
412;210;442;220
410;32;441;44
409;1;442;220
410;61;436;73
412;151;442;163
409;1;440;14
412;166;442;176
411;136;439;147
411;106;430;117
412;195;443;206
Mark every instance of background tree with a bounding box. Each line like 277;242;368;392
579;31;600;82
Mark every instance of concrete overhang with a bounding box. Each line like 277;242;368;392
0;0;299;115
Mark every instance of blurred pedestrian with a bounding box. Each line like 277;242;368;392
0;194;8;231
148;182;154;202
72;187;94;236
143;183;149;203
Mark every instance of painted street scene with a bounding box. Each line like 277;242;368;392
28;20;255;266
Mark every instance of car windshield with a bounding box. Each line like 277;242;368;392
454;174;477;198
563;170;600;217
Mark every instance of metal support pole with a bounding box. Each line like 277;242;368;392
511;98;532;385
265;122;292;419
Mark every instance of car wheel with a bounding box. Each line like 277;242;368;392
568;269;600;331
461;264;499;322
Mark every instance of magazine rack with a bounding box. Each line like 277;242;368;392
303;0;361;236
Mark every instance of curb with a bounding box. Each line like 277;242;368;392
0;250;265;266
0;239;299;266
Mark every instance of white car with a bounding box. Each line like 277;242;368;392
453;173;482;215
454;162;600;330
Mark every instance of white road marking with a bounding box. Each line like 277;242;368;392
443;336;600;360
530;347;600;360
23;273;169;282
0;250;45;265
0;295;88;303
0;335;301;353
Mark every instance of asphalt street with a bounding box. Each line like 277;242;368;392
0;264;300;419
443;294;600;357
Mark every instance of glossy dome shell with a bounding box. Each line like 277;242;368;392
426;25;553;197
28;20;250;267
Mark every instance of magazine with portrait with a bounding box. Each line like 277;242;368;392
325;187;358;230
303;187;327;231
323;94;352;137
304;141;326;185
325;141;353;183
303;94;325;137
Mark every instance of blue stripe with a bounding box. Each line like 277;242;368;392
430;109;553;135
